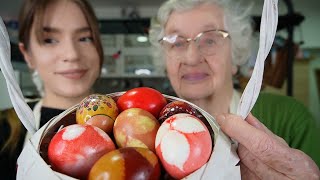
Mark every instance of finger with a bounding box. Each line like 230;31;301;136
246;113;288;146
216;114;294;171
238;144;291;180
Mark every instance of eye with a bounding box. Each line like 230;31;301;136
172;38;186;49
173;41;184;48
43;38;58;44
204;38;216;45
199;34;218;47
79;36;93;42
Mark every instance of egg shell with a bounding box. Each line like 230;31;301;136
158;100;206;123
114;108;160;152
155;113;212;179
48;124;116;179
159;100;215;138
76;94;119;133
116;87;167;118
88;147;161;180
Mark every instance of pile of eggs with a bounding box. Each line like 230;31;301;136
47;87;213;180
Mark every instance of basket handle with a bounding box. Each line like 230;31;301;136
0;17;36;134
237;0;278;118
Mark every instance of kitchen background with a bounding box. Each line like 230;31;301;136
0;0;319;119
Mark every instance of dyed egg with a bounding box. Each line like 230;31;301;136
159;101;215;138
117;87;167;118
158;100;206;123
48;124;116;179
76;94;119;133
88;147;161;180
114;108;160;152
155;113;212;179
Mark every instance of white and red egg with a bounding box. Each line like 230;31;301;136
48;124;116;179
155;113;212;179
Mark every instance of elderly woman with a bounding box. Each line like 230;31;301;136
149;0;320;179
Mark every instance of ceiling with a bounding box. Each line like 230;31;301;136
0;0;318;19
90;0;166;7
0;0;166;19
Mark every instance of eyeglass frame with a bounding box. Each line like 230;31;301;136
158;29;230;57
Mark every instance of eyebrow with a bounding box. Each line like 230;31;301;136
42;26;91;34
166;24;218;36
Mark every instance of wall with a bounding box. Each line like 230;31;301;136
0;71;20;110
94;0;320;49
0;0;319;48
250;0;320;49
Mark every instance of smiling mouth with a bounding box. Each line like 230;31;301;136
182;73;209;81
56;69;87;79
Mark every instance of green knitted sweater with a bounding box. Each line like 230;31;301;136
252;93;320;168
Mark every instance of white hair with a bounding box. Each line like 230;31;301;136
149;0;254;66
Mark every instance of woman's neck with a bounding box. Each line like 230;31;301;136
187;89;234;118
41;91;92;110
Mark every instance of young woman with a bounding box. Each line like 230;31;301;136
0;0;103;179
150;0;320;179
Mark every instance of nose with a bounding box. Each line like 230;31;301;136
62;39;79;62
182;42;204;65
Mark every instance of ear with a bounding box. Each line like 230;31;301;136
19;42;34;69
232;65;238;75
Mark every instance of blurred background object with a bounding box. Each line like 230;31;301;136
0;0;319;119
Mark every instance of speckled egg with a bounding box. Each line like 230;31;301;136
76;94;119;134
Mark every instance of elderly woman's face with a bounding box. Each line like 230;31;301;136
163;3;233;101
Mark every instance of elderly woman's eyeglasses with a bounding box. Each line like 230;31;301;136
159;29;229;57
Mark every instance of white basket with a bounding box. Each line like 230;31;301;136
17;92;223;179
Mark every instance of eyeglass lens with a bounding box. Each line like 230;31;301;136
162;30;228;58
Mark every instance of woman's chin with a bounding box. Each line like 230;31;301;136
179;86;212;101
59;88;91;100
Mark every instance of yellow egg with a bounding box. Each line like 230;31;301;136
76;94;119;134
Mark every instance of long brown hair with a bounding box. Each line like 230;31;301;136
0;109;22;154
1;0;103;153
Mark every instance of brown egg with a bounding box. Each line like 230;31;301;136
88;147;161;180
76;94;119;133
113;108;160;152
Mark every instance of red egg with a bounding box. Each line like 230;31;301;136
155;113;212;179
114;108;160;152
117;87;167;118
48;124;116;179
88;147;161;180
158;100;206;123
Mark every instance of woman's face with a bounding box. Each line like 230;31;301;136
21;0;100;100
163;3;234;101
